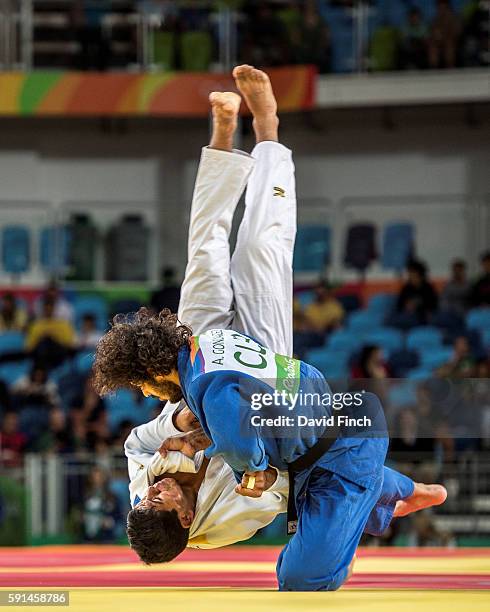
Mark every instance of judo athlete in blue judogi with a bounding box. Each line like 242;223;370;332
93;65;446;591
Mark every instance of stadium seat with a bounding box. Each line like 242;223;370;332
1;226;30;275
482;328;490;349
105;215;150;282
0;331;25;356
381;223;414;273
406;367;433;381
73;295;109;331
432;310;466;335
327;330;363;353
305;348;350;379
367;293;397;318
293;225;331;274
337;293;361;314
40;225;71;274
106;390;157;432
0;360;31;385
152;31;176;70
348;310;384;333
388;380;417;409
65;214;97;281
467;308;490;332
389;349;419;377
406;327;443;351
180;31;213;72
419;347;454;370
295;290;315;308
363;327;404;355
343;223;377;275
74;350;95;375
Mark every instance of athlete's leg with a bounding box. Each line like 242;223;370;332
276;468;383;591
230;66;296;356
178;92;255;334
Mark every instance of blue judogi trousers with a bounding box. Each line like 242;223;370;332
276;465;414;591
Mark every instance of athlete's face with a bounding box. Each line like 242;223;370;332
137;479;194;528
140;377;183;403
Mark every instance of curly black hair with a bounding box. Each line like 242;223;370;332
93;307;192;396
127;506;189;564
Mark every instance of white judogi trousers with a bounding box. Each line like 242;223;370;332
125;142;297;548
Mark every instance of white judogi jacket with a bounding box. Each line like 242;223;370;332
125;401;289;549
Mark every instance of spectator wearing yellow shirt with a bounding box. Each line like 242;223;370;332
303;282;345;334
0;293;28;332
26;298;76;369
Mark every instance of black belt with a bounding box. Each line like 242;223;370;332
286;426;339;535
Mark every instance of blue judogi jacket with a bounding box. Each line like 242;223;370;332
177;329;388;492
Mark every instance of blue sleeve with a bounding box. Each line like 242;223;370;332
188;371;269;474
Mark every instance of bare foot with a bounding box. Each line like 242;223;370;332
209;91;241;152
393;483;448;518
233;64;279;143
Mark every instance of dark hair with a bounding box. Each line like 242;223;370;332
93;308;192;396
127;506;189;564
407;259;427;279
358;344;381;375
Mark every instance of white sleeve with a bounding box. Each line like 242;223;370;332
267;467;289;497
125;402;203;508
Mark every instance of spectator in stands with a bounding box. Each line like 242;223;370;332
400;7;429;70
396;259;439;324
0;293;28;332
72;0;112;71
303;281;345;334
292;0;332;73
150;266;181;314
82;466;121;542
440;259;470;315
0;412;27;467
77;313;103;350
351;345;389;379
470;251;490;307
428;0;462;69
26;297;76;370
11;365;60;411
437;335;477;378
32;407;71;454
390;407;436;456
34;281;74;323
0;380;11;414
241;2;291;67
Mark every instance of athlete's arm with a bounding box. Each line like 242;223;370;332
188;372;269;476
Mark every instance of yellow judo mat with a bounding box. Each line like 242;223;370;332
1;545;489;612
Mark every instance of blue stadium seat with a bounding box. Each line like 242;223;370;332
388;349;419;377
106;390;157;432
296;291;315;308
327;329;363;353
74;350;95;374
344;223;377;274
367;293;397;318
337;294;361;314
432;310;465;335
348;310;384;333
388;381;417;409
482;328;490;349
467;308;490;332
363;327;404;355
419;347;454;370
39;226;71;274
406;367;433;381
382;223;414;273
406;326;443;351
305;348;350;379
2;226;30;275
73;295;109;331
0;331;25;356
293;225;331;274
0;360;31;384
